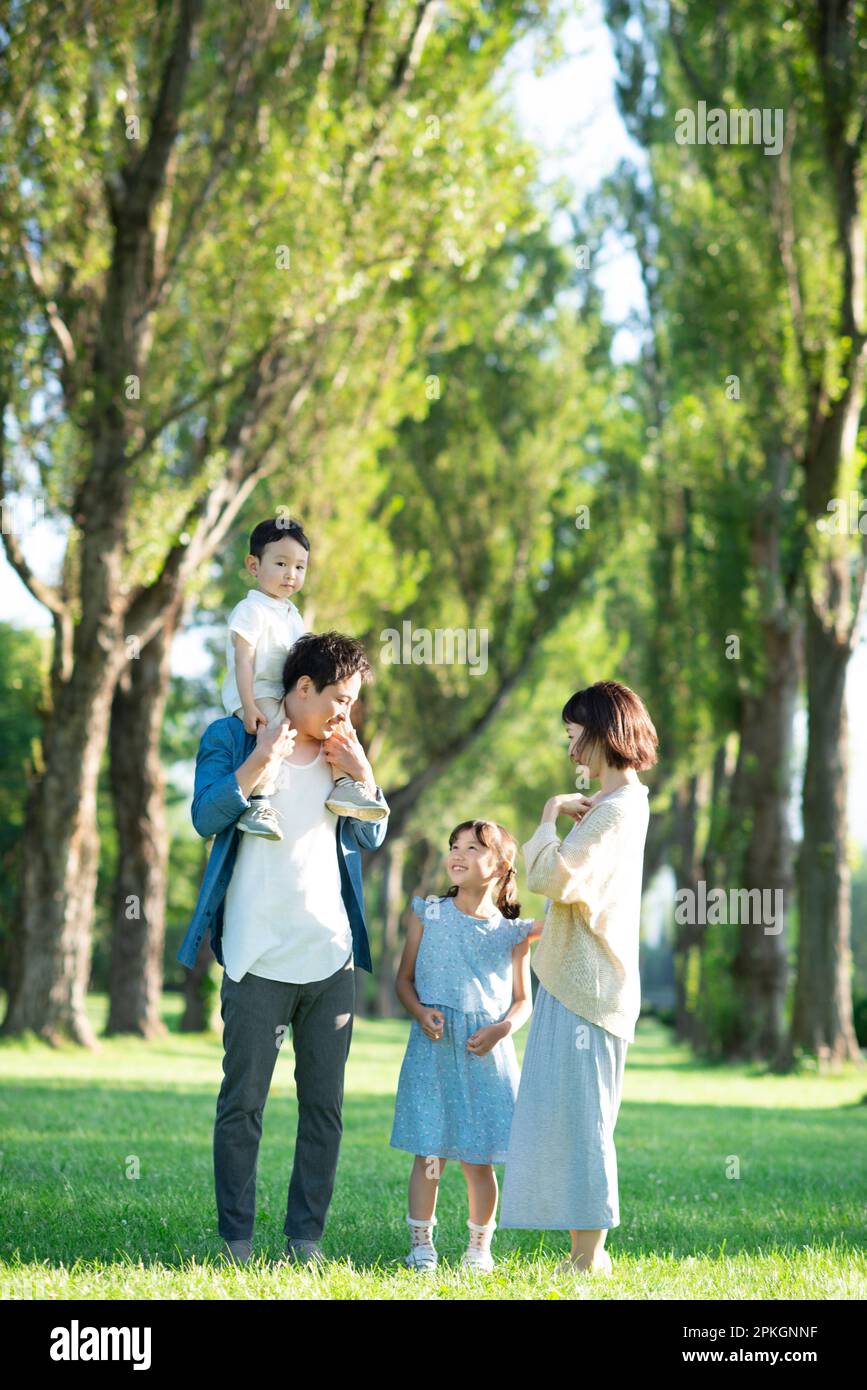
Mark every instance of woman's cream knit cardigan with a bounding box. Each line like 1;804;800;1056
522;783;650;1043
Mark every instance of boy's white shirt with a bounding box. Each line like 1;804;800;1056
221;588;308;716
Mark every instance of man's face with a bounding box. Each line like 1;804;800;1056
286;671;362;740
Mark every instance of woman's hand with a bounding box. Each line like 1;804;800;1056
541;792;595;824
322;714;375;788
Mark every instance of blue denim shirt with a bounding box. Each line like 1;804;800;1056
176;715;389;974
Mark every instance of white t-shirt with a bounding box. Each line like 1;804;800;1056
221;588;307;716
221;745;353;983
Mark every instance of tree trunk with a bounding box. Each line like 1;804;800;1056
1;643;124;1047
789;605;863;1067
179;928;221;1034
374;836;408;1018
670;775;702;1046
0;2;204;1047
106;601;183;1037
700;741;731;889
178;838;217;1032
727;618;801;1064
784;0;866;1070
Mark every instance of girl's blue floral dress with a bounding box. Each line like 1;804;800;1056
390;894;535;1164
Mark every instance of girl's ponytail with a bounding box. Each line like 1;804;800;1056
496;861;521;919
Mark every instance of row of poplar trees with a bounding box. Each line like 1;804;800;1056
1;0;863;1071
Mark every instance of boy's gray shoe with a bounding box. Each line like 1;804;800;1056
325;777;388;822
284;1238;327;1267
237;797;283;840
222;1238;253;1265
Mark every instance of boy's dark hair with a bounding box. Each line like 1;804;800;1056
249;516;310;560
561;680;658;771
282;631;373;696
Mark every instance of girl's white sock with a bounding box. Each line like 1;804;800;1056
407;1213;437;1249
466;1217;496;1256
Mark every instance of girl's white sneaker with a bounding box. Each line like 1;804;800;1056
404;1243;438;1273
405;1213;438;1273
459;1247;495;1273
459;1217;496;1272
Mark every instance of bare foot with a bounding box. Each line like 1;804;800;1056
572;1256;614;1273
562;1249;613;1275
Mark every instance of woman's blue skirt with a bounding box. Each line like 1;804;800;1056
499;982;629;1230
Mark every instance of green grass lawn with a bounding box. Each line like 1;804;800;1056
1;993;865;1300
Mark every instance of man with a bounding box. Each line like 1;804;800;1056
177;631;389;1267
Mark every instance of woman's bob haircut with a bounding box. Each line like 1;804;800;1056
562;680;658;772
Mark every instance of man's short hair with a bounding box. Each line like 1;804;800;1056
282;631;373;696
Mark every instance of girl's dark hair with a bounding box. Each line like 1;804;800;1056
442;820;521;919
249;516;310;559
282;631;372;695
561;680;658;771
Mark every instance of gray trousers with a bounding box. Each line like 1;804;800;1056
214;948;355;1242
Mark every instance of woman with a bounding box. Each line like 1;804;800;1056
499;679;657;1275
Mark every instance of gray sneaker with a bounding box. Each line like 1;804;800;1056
237;798;283;840
325;778;388;822
222;1237;253;1265
284;1238;327;1268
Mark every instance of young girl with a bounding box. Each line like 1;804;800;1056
390;819;544;1274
